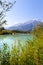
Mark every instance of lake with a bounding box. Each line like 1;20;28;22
0;34;33;49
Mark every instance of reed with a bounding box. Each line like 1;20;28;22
0;36;43;65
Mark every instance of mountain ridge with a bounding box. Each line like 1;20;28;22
5;20;42;31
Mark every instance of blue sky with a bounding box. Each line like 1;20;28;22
5;0;43;27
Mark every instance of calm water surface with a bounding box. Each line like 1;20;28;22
0;34;33;48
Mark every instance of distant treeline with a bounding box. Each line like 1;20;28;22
0;29;31;35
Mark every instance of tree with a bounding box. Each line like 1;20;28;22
0;0;16;28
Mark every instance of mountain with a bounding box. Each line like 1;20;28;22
5;20;42;31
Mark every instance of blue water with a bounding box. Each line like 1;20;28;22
0;34;33;49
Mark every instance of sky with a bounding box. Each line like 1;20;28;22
4;0;43;27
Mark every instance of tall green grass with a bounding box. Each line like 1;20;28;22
0;35;43;65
